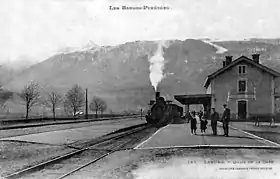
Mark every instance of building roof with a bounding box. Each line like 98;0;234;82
203;55;280;88
174;94;212;105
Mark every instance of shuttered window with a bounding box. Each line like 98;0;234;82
238;65;247;75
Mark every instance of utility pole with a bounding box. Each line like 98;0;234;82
140;108;142;120
85;88;88;119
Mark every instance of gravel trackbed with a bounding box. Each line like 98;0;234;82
0;141;75;177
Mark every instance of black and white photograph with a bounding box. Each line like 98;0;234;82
0;0;280;178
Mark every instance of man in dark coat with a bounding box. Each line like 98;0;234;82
198;110;203;120
222;104;230;137
189;111;197;135
210;108;219;135
200;111;208;135
185;111;192;123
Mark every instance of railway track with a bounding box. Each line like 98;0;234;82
4;124;152;179
55;136;142;179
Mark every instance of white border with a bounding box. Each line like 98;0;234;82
134;124;169;149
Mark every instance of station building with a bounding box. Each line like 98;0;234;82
175;54;280;120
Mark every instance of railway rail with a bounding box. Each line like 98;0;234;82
4;123;152;179
56;135;141;179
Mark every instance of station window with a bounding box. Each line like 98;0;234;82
238;80;247;92
238;65;247;75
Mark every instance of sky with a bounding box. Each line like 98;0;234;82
1;0;280;63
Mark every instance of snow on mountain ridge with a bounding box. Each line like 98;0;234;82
201;40;228;54
57;40;101;54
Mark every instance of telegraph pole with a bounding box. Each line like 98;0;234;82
85;88;88;119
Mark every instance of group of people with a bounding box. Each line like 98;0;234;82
188;110;208;135
186;104;230;137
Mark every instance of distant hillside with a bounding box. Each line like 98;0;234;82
0;59;35;84
3;38;280;112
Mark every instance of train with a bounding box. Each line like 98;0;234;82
145;92;183;127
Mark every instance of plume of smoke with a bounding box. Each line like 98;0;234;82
149;41;168;91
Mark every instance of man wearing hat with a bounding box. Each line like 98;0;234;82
210;108;219;135
222;104;230;137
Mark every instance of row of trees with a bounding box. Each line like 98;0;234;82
1;81;107;120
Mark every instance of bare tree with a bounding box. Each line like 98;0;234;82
43;91;63;120
99;100;107;118
90;96;104;118
19;81;41;120
64;84;85;119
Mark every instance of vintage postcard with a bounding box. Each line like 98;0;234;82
0;0;280;178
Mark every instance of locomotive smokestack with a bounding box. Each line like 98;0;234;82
155;92;160;100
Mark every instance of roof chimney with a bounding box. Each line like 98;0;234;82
222;61;226;68
225;56;233;66
252;54;260;64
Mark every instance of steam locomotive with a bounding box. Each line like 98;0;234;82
145;92;183;127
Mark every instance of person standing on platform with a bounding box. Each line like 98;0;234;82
198;110;203;120
200;112;208;135
222;104;230;137
210;108;219;135
190;111;197;135
185;111;191;123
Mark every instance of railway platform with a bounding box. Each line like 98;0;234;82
0;117;145;145
135;123;279;149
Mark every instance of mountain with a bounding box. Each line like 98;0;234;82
248;38;280;45
0;66;17;84
3;38;280;113
0;57;37;84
